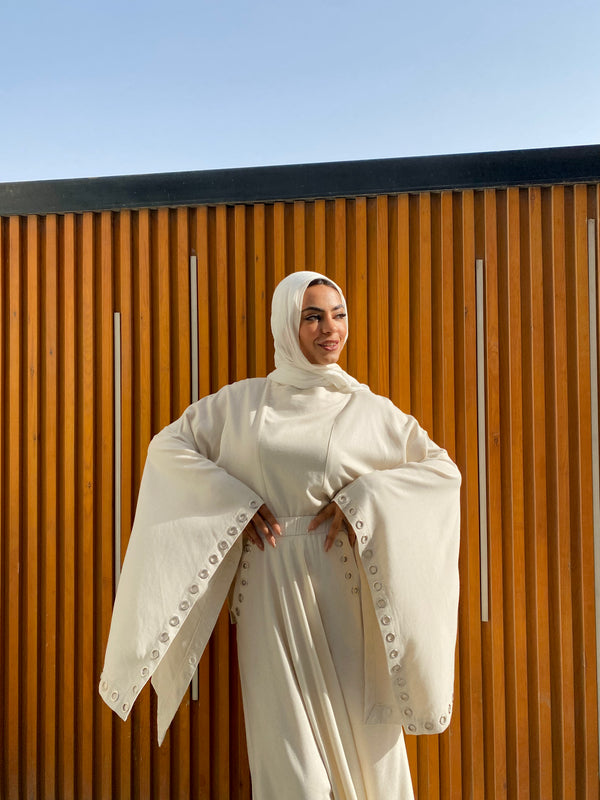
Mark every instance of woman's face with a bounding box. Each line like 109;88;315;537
298;284;348;365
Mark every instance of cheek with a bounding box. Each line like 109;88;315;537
298;325;313;353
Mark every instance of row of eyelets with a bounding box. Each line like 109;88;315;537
105;507;257;713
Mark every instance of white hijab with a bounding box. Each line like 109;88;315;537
267;271;366;392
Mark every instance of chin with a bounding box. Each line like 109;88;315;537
315;353;341;365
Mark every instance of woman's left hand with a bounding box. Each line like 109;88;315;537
308;501;355;552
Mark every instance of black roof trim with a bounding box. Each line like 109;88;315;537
1;144;599;216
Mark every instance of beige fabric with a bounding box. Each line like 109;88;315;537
235;516;414;800
99;378;460;793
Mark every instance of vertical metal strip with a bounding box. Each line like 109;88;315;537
588;220;600;758
190;255;200;702
476;259;490;622
190;256;199;405
114;312;122;593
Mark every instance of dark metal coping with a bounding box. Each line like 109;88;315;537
1;144;599;217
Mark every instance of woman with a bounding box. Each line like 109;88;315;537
100;271;461;800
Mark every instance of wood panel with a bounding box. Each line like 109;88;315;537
0;186;599;798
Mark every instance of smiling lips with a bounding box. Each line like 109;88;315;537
318;340;340;351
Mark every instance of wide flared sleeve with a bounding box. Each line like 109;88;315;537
332;401;461;735
99;385;264;744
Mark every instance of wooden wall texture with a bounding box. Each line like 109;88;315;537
1;185;599;798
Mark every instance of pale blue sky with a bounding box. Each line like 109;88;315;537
1;0;599;182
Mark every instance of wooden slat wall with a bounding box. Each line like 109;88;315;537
1;186;599;799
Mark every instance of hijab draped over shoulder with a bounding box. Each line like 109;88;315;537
267;270;366;392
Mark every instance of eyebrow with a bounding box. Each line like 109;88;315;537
301;304;345;313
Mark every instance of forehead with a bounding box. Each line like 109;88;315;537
301;284;343;309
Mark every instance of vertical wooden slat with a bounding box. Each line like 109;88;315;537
172;207;192;800
232;205;248;382
389;194;411;412
523;186;553;799
346;198;368;385
455;190;485;800
571;185;598;796
438;189;462;800
116;208;133;798
98;211;115;796
78;212;95;800
211;205;232;798
366;196;389;395
7;216;22;800
482;188;508;799
248;204;267;379
194;206;212;399
213;205;230;389
293;200;306;270
42;214;58;800
417;191;440;799
190;206;212;799
154;208;172;796
313;199;326;271
133;207;152;800
0;218;4;800
500;188;530;795
59;214;76;800
25;215;40;799
547;186;577;798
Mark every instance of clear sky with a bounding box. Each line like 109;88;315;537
1;0;599;183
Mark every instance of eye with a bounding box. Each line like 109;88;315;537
335;312;347;319
304;314;321;322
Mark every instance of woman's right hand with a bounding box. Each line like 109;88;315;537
243;504;282;551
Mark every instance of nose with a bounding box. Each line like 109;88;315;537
319;314;334;334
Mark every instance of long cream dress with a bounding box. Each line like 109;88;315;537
99;376;461;800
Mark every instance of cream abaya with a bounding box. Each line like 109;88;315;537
100;272;461;799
